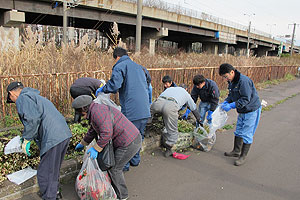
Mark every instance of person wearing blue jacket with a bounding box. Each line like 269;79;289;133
6;82;72;200
96;47;151;171
219;63;261;166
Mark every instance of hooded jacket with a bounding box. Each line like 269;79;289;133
16;87;72;156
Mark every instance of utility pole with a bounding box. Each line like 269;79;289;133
135;0;142;52
244;13;255;58
246;21;251;58
290;23;296;56
63;0;68;44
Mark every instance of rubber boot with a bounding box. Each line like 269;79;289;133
164;144;173;157
234;143;251;166
224;136;243;157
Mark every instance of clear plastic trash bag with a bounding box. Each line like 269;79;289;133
209;106;228;135
4;135;23;155
94;93;121;111
192;106;227;152
192;126;216;152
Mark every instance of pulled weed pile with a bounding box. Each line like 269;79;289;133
0;120;89;184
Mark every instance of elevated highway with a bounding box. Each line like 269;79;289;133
0;0;298;55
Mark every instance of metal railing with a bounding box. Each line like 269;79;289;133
1;65;297;123
121;0;271;38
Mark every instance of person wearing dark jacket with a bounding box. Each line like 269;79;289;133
183;75;220;124
162;75;177;90
70;77;104;123
73;95;141;200
219;63;261;166
6;82;72;200
95;47;150;171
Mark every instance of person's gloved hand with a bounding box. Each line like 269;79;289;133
196;120;203;127
181;109;191;120
87;147;98;160
75;143;84;151
21;138;31;156
148;83;153;104
220;101;228;107
95;86;104;97
206;110;213;122
221;102;236;112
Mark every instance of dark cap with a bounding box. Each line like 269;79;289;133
72;95;93;109
6;81;23;103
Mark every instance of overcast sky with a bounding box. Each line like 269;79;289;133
162;0;300;45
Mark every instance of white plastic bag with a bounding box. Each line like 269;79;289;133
94;93;121;111
7;167;37;185
210;106;228;135
75;157;117;200
4;136;23;155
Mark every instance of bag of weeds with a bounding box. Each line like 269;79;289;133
192;126;216;152
173;120;194;151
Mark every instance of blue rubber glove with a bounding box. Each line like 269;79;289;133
87;147;98;160
75;143;84;151
21;139;31;156
182;109;191;120
221;102;236;112
206;110;213;122
148;83;153;104
95;86;104;97
220;101;228;107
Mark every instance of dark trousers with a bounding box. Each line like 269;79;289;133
37;138;70;200
108;134;142;199
124;118;148;170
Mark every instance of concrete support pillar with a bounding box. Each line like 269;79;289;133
149;38;156;55
218;43;228;55
202;43;218;54
256;47;272;57
142;27;168;55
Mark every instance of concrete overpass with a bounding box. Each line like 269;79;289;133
0;0;298;55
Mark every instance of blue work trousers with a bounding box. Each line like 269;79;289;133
234;106;262;144
199;102;211;123
124;118;148;170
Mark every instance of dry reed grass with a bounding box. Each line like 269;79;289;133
0;26;300;77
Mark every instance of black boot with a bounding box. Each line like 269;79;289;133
164;144;173;157
234;143;251;166
224;136;243;157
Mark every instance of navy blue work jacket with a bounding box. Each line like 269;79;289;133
102;55;151;121
191;79;220;111
225;70;261;113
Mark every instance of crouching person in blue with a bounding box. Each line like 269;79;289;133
73;95;142;200
6;82;72;200
219;63;261;166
